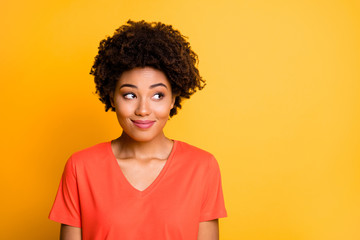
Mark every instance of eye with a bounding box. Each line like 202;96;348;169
153;92;164;100
123;93;136;99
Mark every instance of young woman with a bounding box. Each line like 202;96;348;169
49;20;227;240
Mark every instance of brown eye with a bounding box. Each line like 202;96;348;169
153;93;164;100
123;93;136;99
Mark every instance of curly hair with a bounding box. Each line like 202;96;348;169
89;20;205;117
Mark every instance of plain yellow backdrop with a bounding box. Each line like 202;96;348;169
1;0;359;239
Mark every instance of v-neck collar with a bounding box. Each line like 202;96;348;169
107;139;178;197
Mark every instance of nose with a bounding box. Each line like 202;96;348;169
135;97;151;116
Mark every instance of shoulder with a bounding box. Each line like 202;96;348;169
176;140;213;156
174;140;217;166
172;140;222;185
69;141;111;166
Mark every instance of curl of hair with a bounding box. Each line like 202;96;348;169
89;20;205;117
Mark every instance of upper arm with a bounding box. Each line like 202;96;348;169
60;224;82;240
49;156;82;227
197;219;219;240
199;156;227;222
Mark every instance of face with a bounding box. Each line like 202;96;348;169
111;67;176;142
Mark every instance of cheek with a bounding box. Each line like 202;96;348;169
116;102;134;117
153;102;173;117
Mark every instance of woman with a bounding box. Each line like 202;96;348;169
49;20;227;240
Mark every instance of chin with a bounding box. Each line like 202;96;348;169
124;131;161;143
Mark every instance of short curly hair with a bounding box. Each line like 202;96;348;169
89;20;205;117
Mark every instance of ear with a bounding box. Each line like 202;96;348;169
170;95;176;109
110;91;115;108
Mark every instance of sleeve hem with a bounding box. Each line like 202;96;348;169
48;214;82;228
199;210;228;222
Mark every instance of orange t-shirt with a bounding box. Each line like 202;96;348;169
49;140;227;240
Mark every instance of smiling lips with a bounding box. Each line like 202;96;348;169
131;120;156;129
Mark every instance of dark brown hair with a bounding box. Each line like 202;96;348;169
90;20;205;117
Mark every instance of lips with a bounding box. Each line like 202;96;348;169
131;120;156;129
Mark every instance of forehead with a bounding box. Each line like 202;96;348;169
117;67;171;88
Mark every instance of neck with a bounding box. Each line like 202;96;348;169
113;132;173;160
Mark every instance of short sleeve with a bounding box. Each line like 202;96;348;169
199;155;227;222
48;156;82;227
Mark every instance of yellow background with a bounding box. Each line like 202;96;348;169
1;0;359;239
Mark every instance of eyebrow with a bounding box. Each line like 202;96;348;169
119;84;137;89
119;83;168;89
150;83;168;89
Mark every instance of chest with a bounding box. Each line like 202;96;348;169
116;158;167;191
77;156;208;239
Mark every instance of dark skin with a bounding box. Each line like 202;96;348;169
60;68;219;239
